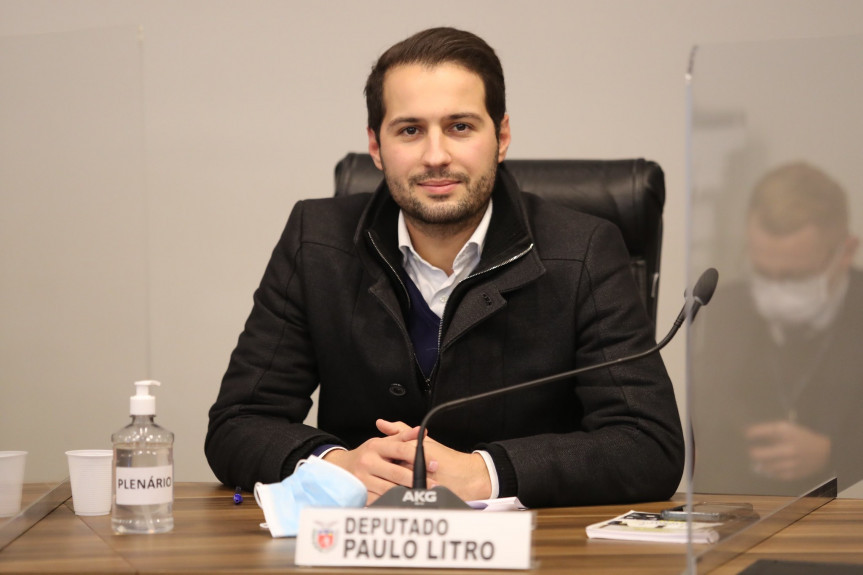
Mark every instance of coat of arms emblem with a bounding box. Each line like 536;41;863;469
312;522;337;552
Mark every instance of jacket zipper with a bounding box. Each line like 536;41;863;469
430;242;535;394
370;230;535;396
437;242;535;351
367;232;411;309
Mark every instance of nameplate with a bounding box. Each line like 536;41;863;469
295;507;534;570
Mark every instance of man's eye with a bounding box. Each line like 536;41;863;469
402;126;419;136
453;123;470;132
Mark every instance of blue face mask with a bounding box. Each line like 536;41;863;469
254;456;367;537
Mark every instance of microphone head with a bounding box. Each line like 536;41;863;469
692;268;719;306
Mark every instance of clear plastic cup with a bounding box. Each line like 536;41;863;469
0;451;28;517
65;450;113;516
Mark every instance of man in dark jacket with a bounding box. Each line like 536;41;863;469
206;27;684;507
693;161;863;495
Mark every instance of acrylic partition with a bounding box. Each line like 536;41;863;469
0;26;148;544
684;35;863;573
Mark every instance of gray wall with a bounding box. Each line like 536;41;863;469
2;0;862;491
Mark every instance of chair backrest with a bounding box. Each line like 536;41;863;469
334;152;665;331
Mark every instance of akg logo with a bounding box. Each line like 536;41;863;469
312;521;337;552
402;489;437;504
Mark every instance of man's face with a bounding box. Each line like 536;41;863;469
746;217;855;290
367;63;510;232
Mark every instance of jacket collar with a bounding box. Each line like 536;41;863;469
356;163;543;330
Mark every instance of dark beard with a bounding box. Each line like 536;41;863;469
384;163;498;229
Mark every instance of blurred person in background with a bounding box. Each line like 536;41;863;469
694;161;863;495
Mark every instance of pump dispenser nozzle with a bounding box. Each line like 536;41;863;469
130;380;160;416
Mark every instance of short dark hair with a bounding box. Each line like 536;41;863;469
364;27;506;142
749;161;849;241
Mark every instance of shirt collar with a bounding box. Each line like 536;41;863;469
397;199;493;272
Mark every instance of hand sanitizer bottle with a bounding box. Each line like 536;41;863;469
112;380;174;534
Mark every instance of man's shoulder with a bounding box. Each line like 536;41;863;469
704;280;755;317
291;193;372;240
297;193;372;217
842;267;863;312
849;267;863;290
519;191;620;252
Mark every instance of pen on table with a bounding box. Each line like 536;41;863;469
233;486;243;505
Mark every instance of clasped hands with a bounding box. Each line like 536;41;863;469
322;419;492;505
746;420;831;481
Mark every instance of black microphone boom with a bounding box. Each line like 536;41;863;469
372;268;719;507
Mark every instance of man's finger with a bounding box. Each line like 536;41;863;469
363;475;401;499
376;419;413;436
398;425;422;441
371;436;418;464
745;422;784;441
373;459;415;488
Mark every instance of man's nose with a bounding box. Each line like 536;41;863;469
421;130;452;167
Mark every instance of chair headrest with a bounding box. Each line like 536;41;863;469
333;153;665;260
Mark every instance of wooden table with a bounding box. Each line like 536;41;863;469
1;483;862;574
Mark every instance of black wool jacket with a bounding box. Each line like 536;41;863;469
206;165;684;507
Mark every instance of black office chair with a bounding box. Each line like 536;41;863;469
334;153;665;333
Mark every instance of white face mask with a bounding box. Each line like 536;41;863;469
750;271;832;326
749;248;847;328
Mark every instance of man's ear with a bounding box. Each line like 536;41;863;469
367;128;383;171
840;234;860;270
497;114;511;163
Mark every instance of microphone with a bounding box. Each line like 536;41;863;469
371;268;719;508
687;266;718;321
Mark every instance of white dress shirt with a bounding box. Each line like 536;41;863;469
398;200;493;319
397;200;500;499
